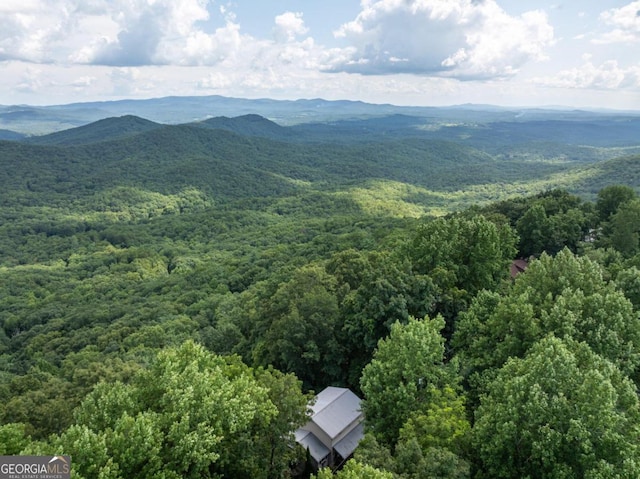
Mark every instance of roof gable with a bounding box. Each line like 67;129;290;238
311;387;362;439
295;430;331;463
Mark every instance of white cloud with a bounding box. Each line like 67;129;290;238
110;67;153;96
273;12;309;43
533;60;640;90
0;1;323;71
0;0;246;66
14;66;46;92
0;1;56;61
0;0;40;12
0;0;636;110
595;1;640;44
329;0;554;79
74;0;216;66
72;75;96;87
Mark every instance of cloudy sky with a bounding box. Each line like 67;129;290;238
1;0;639;109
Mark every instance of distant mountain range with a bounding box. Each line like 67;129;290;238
1;112;639;211
2;94;640;136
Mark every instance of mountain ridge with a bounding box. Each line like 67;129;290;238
25;115;161;145
3;94;640;136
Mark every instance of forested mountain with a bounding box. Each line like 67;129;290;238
1;105;640;478
195;114;293;140
0;117;571;206
3;94;640;135
0;129;24;141
25;115;161;146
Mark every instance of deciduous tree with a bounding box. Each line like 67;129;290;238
30;341;308;479
455;249;640;383
360;316;458;445
473;336;640;478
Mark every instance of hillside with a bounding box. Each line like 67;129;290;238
1;117;587;210
574;154;640;196
2;105;640;478
0;128;24;140
195;113;293;140
0;113;638;274
3;94;640;135
25;115;161;145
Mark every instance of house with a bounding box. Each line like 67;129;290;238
510;258;528;279
295;387;365;470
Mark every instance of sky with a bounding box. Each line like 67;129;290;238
1;0;639;109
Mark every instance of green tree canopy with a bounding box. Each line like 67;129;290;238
409;215;517;298
252;264;344;389
407;215;517;338
608;198;640;257
596;184;636;222
454;249;640;383
360;315;459;445
329;249;436;387
516;203;552;257
24;341;309;479
473;336;640;478
314;460;393;479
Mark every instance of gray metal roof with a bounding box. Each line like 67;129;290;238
311;387;362;440
295;430;331;463
333;421;364;459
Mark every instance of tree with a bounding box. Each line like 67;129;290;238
0;423;30;455
394;386;471;479
253;264;344;389
394;438;470;479
252;366;313;479
407;215;517;336
516;203;551;257
615;266;640;309
314;460;393;479
360;316;458;445
331;250;436;387
608;198;640;257
398;386;470;457
454;249;640;384
36;341;308;479
409;215;516;298
596;184;636;222
473;336;640;478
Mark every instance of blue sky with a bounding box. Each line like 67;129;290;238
1;0;638;109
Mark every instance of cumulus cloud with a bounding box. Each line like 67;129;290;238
73;0;223;66
533;60;640;90
0;0;251;66
273;12;309;43
0;1;65;62
329;0;554;79
594;1;640;44
71;75;97;87
109;66;159;96
14;66;46;92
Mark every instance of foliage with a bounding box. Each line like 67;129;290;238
252;264;343;389
0;423;31;455
314;460;394;479
1;107;640;475
607;198;640;257
406;214;517;337
484;189;594;257
596;184;637;221
473;336;640;478
26;341;309;479
454;249;640;385
360;316;458;445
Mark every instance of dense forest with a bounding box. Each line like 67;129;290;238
1;109;640;478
